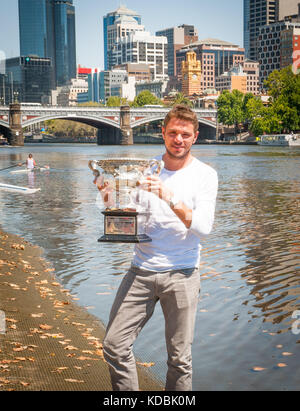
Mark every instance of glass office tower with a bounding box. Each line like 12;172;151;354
54;0;76;86
4;56;54;104
19;0;55;61
244;0;251;58
18;0;76;87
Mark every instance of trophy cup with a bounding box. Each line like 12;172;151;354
88;158;163;243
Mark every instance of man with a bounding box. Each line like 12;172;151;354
98;105;218;391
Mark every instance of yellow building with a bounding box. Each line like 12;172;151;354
181;51;201;96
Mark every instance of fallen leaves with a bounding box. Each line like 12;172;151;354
31;313;44;318
39;324;53;331
64;378;84;383
252;366;266;372
136;362;155;368
52;367;68;374
64;345;79;351
11;243;25;251
0;231;162;392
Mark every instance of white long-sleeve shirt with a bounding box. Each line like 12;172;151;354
132;156;218;271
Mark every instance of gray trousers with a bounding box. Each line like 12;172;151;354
103;264;201;391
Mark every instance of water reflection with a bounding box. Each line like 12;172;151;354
235;178;300;331
0;144;300;390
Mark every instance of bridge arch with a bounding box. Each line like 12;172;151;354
0;120;9;129
22;114;120;130
132;115;216;129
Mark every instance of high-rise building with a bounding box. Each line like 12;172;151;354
3;56;54;104
54;0;77;86
103;6;142;70
243;0;278;60
176;39;245;92
257;19;300;87
244;1;300;60
106;15;145;70
110;31;168;81
156;25;198;78
19;0;56;62
276;0;300;20
18;0;76;87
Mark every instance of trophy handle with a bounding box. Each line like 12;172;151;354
149;159;164;175
88;160;100;178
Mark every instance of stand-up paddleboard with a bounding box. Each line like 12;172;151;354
10;166;50;174
0;182;41;194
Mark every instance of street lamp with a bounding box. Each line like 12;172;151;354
14;91;19;103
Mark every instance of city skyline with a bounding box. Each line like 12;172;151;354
0;0;243;69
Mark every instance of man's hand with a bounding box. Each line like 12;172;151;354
138;175;173;204
94;175;115;208
138;175;193;228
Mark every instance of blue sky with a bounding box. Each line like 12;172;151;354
0;0;244;69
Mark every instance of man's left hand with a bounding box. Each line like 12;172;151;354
138;176;173;204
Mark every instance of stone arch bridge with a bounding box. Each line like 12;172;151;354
0;104;217;146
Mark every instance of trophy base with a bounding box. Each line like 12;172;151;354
99;209;152;243
98;234;152;243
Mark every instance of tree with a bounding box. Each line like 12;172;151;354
249;107;281;136
106;96;128;107
78;101;103;107
217;89;245;138
169;93;193;108
131;90;163;107
44;119;96;137
217;66;300;138
264;66;300;132
245;95;264;122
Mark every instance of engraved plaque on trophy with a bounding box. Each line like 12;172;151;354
89;158;163;243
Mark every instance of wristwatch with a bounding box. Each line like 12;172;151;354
169;193;180;209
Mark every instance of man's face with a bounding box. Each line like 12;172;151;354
162;117;198;160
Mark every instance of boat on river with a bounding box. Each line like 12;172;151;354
0;182;41;194
10;166;50;174
258;134;300;146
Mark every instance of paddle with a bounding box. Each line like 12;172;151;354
0;162;26;172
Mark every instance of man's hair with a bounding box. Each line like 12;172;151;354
163;104;199;133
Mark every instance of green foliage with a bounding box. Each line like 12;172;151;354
106;96;129;107
78;101;103;107
217;66;300;136
217;89;246;134
263;66;300;133
169;93;193;108
45;119;96;137
131;90;163;107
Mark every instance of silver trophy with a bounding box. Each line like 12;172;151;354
89;158;164;243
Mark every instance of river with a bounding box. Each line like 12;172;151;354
0;143;300;390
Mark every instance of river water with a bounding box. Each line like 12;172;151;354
0;143;300;391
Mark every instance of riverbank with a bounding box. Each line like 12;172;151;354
0;229;163;391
